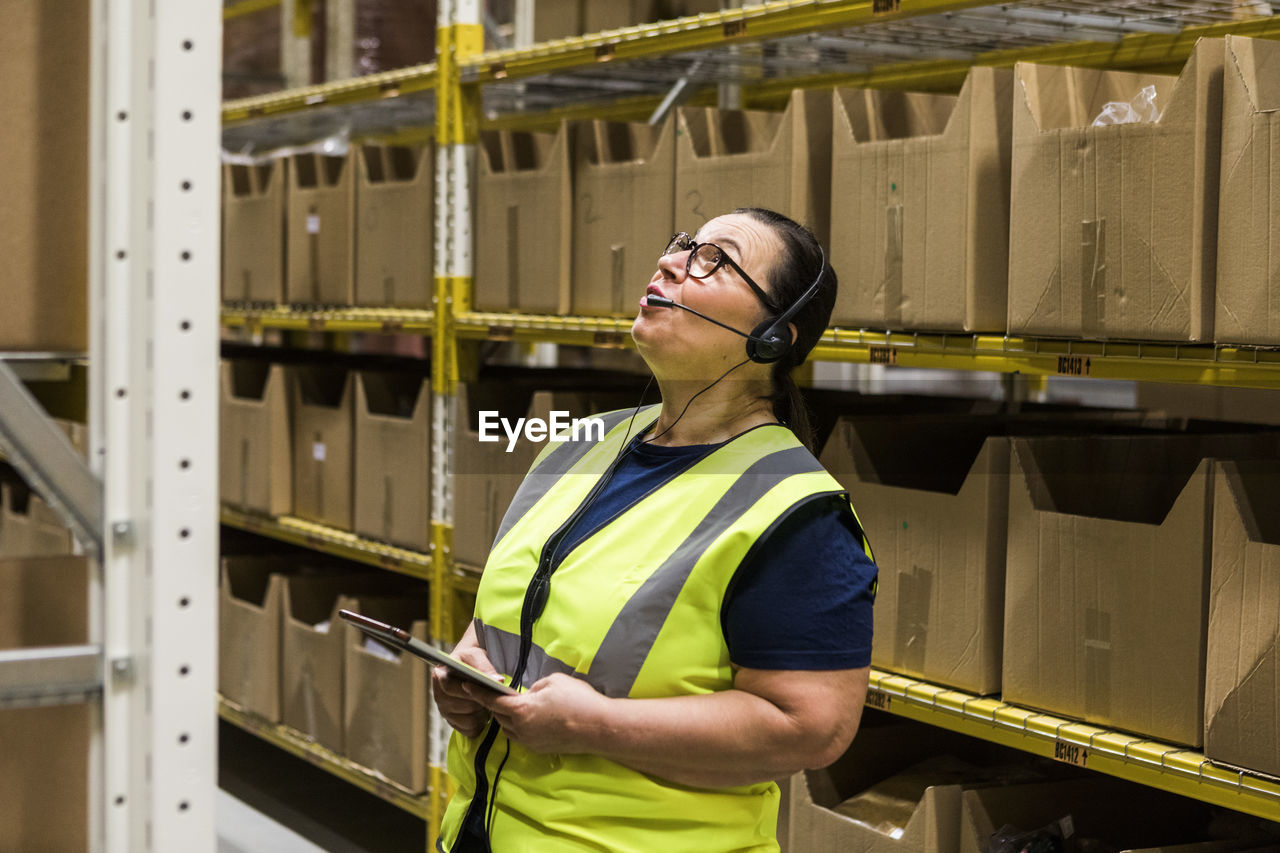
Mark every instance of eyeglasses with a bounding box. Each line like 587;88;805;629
662;232;778;314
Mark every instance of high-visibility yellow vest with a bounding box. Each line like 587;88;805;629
439;407;872;853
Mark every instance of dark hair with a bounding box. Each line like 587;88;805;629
732;207;837;452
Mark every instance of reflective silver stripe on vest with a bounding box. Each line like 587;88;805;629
586;446;822;698
473;617;577;689
491;407;651;551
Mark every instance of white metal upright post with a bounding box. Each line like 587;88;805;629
90;1;221;850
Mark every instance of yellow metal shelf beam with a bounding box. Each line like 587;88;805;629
222;305;435;334
455;312;636;349
218;696;434;820
222;63;438;125
867;670;1280;821
220;505;433;581
463;0;1011;84
224;0;281;21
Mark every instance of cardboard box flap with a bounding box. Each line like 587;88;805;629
825;418;994;495
295;365;351;410
357;370;428;421
1218;457;1280;546
1011;433;1280;525
226;160;281;198
359;144;427;185
480;126;567;175
224;358;274;403
221;556;288;610
284;574;355;627
292;152;349;189
679;104;784;159
834;88;955;143
1015;63;1178;132
578;118;671;166
1225;34;1280;113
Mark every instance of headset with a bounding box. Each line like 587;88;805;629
644;245;826;365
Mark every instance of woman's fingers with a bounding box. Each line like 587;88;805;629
453;646;501;678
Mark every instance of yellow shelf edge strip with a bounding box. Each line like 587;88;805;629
218;696;433;819
867;669;1280;821
220;506;433;580
223;63;439;125
222;305;436;334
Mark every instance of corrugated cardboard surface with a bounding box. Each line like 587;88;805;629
0;556;90;852
219;556;290;722
286;151;355;305
223;161;286;304
221;360;293;516
355;144;433;308
475;124;572;314
281;575;358;753
291;366;354;530
961;777;1235;853
820;421;1008;695
0;0;89;352
1007;39;1224;342
0;481;75;558
1003;432;1280;746
830;69;1012;333
1205;459;1280;777
676;89;833;245
1216;35;1280;345
571;119;675;316
354;371;431;550
342;594;431;792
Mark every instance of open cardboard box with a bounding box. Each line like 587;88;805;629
353;371;431;550
1216;35;1280;345
290;365;354;531
0;555;91;852
571;118;675;317
830;68;1012;333
1004;431;1280;746
676;89;833;244
1008;38;1224;342
355;144;433;308
1205;458;1280;777
221;359;293;517
343;593;432;793
475;124;572;314
222;160;286;304
219;555;295;722
287;151;355;305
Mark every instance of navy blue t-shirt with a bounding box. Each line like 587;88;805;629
547;435;877;670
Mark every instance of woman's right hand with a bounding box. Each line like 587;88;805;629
431;625;501;738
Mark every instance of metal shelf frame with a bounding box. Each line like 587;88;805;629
868;670;1280;822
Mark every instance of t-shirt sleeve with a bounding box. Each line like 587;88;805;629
721;494;878;671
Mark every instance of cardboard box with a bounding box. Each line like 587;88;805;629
961;777;1239;853
222;160;286;304
342;594;431;792
1205;458;1280;777
830;69;1012;332
1216;36;1280;345
221;360;293;516
291;365;354;531
0;555;90;852
280;574;358;752
1007;38;1224;342
1003;432;1280;746
286;151;355;305
0;0;89;352
475;124;572;314
355;144;433;308
0;482;75;558
675;89;833;244
219;556;291;721
571;119;675;316
353;371;431;550
534;0;582;41
1139;382;1280;427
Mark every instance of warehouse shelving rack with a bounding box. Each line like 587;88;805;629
216;0;1280;844
0;1;221;851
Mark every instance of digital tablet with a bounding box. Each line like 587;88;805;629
338;609;516;695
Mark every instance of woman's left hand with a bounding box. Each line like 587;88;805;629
463;673;609;755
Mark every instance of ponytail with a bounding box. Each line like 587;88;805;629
771;362;814;453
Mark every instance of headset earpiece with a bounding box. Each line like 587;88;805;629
745;319;791;364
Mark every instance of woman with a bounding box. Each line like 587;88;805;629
433;208;878;852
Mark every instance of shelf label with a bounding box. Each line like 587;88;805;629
865;689;892;711
723;20;746;37
873;0;901;13
488;325;515;341
381;320;404;333
869;345;898;365
1053;740;1089;767
593;331;627;348
595;44;616;62
1056;355;1091;376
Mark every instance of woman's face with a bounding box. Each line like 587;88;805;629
632;213;783;381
